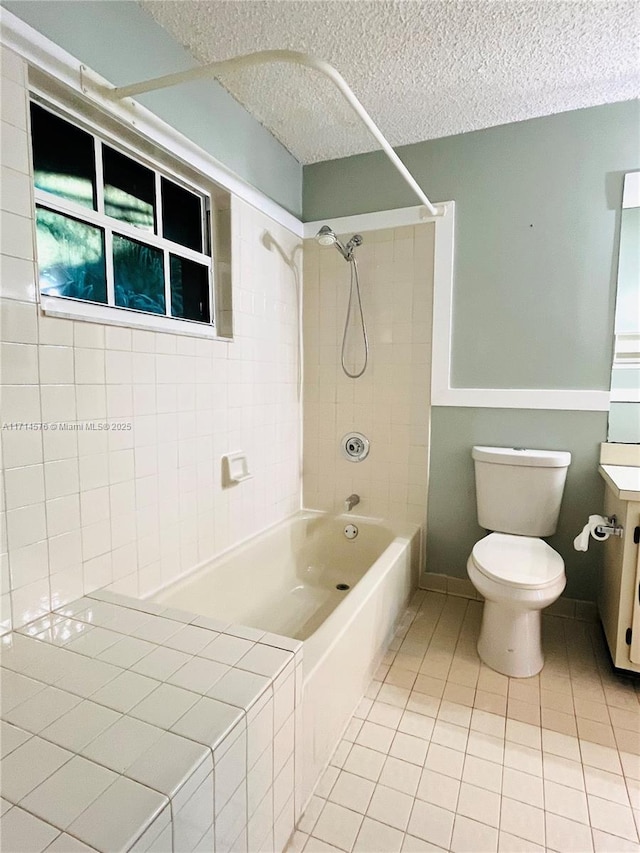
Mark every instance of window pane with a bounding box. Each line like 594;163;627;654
113;234;165;315
31;104;96;209
36;207;106;303
103;146;155;232
162;178;203;252
170;255;210;323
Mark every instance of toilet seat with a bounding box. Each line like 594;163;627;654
471;532;564;590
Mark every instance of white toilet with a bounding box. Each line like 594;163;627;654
467;446;571;678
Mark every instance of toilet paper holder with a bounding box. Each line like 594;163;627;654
596;515;624;538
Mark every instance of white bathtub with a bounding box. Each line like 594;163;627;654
152;510;420;807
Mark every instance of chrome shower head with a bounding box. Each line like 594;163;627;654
316;225;337;247
315;224;362;261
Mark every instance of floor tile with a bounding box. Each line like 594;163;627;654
431;720;468;753
328;772;375;815
406;691;440;719
451;815;498;853
585;764;631;805
424;743;464;780
366;784;413;831
499;797;545;846
457;781;500;827
407;799;454;849
389;731;429;765
543;778;589;823
438;701;472;729
542;751;585;790
367;701;403;730
580;741;623;774
353;817;403;852
343;745;386;782
376;685;411;709
416;768;460;811
401;833;448;852
497;830;544;852
587;793;639;842
316;767;340;799
592;828;640;852
467;731;504;765
355;721;394;754
502;767;542;807
378;756;421;796
471;708;505;739
503;742;542;777
398;710;435;740
295;593;640;853
312;801;363;852
505;719;540;750
545;812;594;852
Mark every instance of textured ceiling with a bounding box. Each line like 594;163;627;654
139;0;640;165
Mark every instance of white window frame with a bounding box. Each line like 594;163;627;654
31;97;220;338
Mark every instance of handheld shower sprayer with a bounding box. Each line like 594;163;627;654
313;224;369;378
314;226;362;262
316;225;337;247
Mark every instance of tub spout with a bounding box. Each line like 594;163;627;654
345;494;360;512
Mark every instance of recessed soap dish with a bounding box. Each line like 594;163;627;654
222;451;252;485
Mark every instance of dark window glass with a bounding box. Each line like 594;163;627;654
170;255;210;323
113;234;165;315
30;104;96;209
162;178;203;252
103;146;155;232
36;207;106;303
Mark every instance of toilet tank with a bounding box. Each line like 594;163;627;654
472;446;571;537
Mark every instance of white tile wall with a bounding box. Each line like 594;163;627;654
302;225;434;533
0;47;302;633
2;590;303;852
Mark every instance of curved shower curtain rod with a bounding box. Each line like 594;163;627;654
108;49;442;218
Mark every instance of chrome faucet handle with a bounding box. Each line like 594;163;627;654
345;494;360;511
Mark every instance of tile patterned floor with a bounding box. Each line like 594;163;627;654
289;591;640;853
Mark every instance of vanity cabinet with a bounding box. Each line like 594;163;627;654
599;465;640;674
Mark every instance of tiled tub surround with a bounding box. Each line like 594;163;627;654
0;589;302;853
0;45;302;634
149;510;421;809
293;591;640;853
302;223;434;533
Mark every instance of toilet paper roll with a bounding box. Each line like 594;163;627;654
573;515;610;552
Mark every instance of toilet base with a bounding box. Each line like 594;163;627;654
477;601;543;678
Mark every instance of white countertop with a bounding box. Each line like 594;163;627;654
599;464;640;501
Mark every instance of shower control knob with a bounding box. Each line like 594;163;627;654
341;432;370;462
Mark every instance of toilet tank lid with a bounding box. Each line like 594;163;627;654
472;446;571;468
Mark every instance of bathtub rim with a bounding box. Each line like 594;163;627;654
144;508;420;658
145;507;416;604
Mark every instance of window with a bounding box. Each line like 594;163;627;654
30;101;214;328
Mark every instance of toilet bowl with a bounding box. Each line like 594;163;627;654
468;532;566;677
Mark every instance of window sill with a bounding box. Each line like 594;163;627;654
41;295;232;341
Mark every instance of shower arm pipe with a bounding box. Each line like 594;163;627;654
108;49;441;218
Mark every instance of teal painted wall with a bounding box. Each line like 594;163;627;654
2;0;303;216
304;103;640;600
